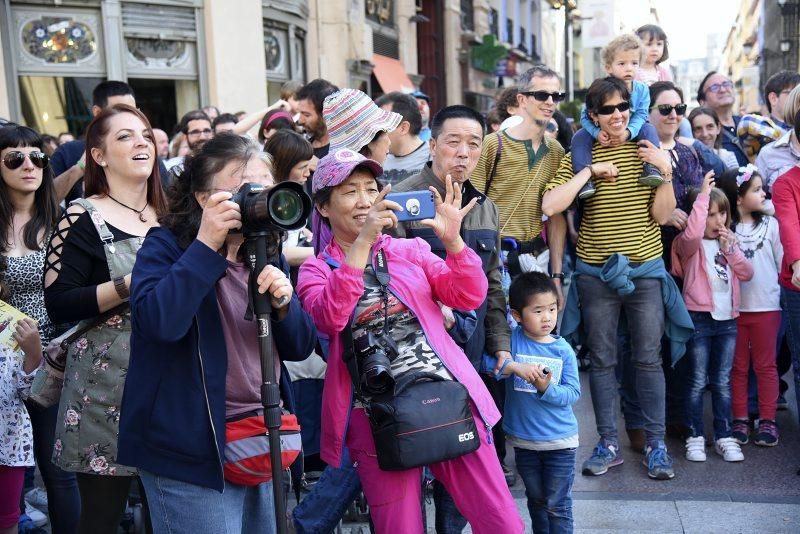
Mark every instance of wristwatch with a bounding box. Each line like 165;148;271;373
113;276;130;301
550;273;565;281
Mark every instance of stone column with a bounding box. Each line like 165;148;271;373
203;0;268;112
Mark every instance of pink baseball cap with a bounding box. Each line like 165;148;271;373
312;149;383;195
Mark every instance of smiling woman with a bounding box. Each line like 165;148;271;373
42;103;167;532
541;76;690;481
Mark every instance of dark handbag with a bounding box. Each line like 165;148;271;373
368;372;479;471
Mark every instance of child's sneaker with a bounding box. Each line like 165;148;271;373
684;436;706;462
714;437;745;461
581;439;623;476
754;419;779;447
639;162;665;187
643;441;674;479
731;419;751;445
578;178;597;200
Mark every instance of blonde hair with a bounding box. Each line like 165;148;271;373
601;34;642;67
782;84;800;128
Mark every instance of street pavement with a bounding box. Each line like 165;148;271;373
426;371;800;533
342;370;800;533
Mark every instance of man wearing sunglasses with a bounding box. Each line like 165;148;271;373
50;80;170;203
471;65;567;310
697;71;748;166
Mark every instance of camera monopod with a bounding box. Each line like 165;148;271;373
244;228;290;534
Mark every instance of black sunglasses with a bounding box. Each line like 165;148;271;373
596;102;630;115
653;104;687;116
2;151;49;170
521;91;567;103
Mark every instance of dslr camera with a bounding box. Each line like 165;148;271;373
230;182;311;235
353;331;400;396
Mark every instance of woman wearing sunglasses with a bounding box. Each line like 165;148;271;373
0;126;82;533
542;76;689;481
648;82;706;239
43;104;167;533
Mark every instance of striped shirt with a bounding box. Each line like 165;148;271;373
471;132;564;242
545;143;663;264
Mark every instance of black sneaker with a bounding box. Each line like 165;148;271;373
732;419;750;445
639;162;665;187
754;419;779;447
578;178;597;199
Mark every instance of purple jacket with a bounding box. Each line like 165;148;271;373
296;234;496;467
671;192;753;317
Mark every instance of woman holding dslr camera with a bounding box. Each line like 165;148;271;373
297;148;522;533
118;134;315;533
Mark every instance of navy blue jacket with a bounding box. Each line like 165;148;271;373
117;227;316;491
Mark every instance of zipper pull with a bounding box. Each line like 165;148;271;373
486;423;493;445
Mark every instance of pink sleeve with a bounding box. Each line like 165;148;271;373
415;239;488;311
660;66;673;82
672;193;709;261
724;246;754;282
296;257;365;337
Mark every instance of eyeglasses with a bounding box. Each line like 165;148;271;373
2;151;49;170
595;102;630;115
706;81;734;94
714;251;729;283
520;91;567;103
187;128;213;137
652;103;687;116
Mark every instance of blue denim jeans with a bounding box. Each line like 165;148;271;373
139;470;275;534
781;287;800;420
577;275;666;444
515;447;576;534
684;312;737;440
291;448;363;534
24;401;80;534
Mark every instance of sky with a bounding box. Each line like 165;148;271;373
652;0;740;61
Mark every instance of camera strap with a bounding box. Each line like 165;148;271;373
374;248;391;336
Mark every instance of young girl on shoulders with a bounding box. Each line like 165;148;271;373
635;24;673;86
719;164;783;446
671;171;753;463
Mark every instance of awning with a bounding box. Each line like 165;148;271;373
372;54;415;93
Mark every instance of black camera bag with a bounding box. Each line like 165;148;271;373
367;372;479;470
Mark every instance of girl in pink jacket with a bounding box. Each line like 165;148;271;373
297;149;522;534
671;172;753;464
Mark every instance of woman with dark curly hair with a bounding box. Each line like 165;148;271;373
118;133;315;533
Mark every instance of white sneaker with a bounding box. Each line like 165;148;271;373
685;436;706;461
25;487;48;509
25;503;48;527
715;437;745;462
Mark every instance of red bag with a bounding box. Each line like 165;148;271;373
224;413;302;486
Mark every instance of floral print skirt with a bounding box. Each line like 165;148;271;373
53;311;135;476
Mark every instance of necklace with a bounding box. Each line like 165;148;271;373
107;193;148;222
736;219;769;259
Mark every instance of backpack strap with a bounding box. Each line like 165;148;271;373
69;198;115;247
483;132;503;195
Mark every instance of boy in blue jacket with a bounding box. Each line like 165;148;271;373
490;272;581;533
572;33;665;199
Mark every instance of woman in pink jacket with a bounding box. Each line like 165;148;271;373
296;149;522;534
671;172;753;464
